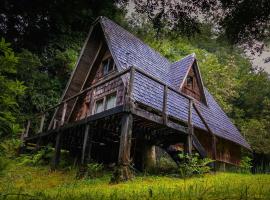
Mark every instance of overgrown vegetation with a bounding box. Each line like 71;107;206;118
0;158;270;200
178;153;213;178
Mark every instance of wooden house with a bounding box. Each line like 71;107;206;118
22;17;250;179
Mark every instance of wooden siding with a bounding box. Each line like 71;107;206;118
70;50;125;121
195;128;241;165
181;64;202;101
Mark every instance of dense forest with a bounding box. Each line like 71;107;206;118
0;0;270;170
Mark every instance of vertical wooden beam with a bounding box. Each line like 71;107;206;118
38;114;45;133
60;102;67;126
185;99;193;154
125;67;135;110
81;124;90;164
128;67;135;98
117;113;133;181
163;85;168;125
53;119;57;129
25;120;31;138
212;135;217;170
51;132;62;170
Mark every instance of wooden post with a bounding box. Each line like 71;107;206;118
163;85;168;125
212;135;217;170
53;119;57;129
125;67;135;110
81;124;90;164
117;113;133;181
60;102;67;126
86;129;94;163
51;132;62;170
185;99;193;154
25;120;31;138
142;144;156;171
38;114;45;133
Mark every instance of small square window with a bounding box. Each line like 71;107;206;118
94;99;104;114
105;93;117;110
187;76;193;88
103;58;114;75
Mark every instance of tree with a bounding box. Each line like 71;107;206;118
0;38;25;137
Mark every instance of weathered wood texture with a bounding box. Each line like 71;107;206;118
181;64;203;101
70;49;125;121
118;113;133;180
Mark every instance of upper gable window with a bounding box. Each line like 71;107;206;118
187;76;193;88
102;57;115;75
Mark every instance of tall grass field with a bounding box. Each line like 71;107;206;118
0;160;270;200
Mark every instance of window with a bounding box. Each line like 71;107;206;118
103;57;115;75
187;76;193;88
105;93;117;110
93;92;117;114
94;99;104;114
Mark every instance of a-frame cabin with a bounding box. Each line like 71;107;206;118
22;17;250;179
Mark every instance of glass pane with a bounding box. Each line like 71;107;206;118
105;93;116;110
95;99;104;113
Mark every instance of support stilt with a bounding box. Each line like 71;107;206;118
113;113;133;182
51;132;62;170
81;124;90;164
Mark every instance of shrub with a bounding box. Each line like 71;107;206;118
178;153;213;178
86;163;104;178
239;156;252;173
0;157;9;175
77;162;104;179
0;138;22;158
18;146;54;166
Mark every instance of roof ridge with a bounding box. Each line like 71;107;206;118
100;17;171;66
171;53;196;65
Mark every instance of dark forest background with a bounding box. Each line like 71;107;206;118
0;0;269;171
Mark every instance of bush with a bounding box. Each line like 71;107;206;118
0;138;22;158
178;153;213;178
239;156;252;173
76;162;104;179
0;157;9;175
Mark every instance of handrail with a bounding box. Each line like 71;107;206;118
22;66;194;138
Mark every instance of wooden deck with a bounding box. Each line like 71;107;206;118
21;66;211;173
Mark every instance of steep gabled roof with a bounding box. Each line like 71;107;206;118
169;54;195;88
99;17;250;149
57;16;250;149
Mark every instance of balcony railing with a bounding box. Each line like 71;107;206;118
21;66;197;139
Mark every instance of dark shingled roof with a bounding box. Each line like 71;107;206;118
99;17;250;149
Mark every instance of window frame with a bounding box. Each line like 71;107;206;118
102;57;115;76
93;97;105;114
93;91;118;114
186;75;194;89
104;92;117;110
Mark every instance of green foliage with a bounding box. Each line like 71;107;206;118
136;25;270;156
1;158;270;200
18;147;54;166
239;156;252;174
0;138;22;158
0;38;26;137
86;163;104;179
0;157;9;176
178;153;213;178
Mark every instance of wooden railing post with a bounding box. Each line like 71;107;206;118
128;67;135;103
60;102;67;126
25;120;31;138
163;85;168;125
38;114;45;133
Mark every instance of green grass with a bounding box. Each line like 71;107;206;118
0;160;270;200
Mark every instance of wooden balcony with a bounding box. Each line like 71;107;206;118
21;66;211;172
